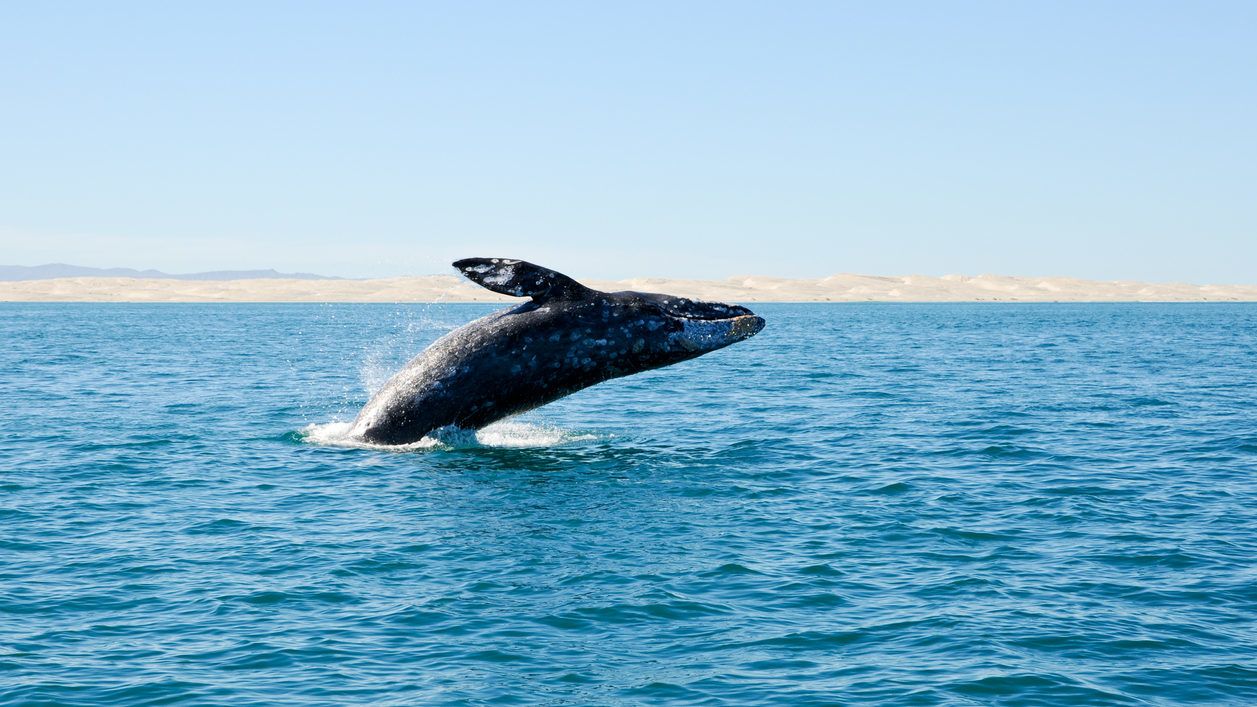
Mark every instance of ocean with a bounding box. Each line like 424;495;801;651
3;302;1255;704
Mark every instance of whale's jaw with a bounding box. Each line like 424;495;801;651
731;314;767;340
674;314;766;353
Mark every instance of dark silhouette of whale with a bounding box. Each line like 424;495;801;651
348;258;766;444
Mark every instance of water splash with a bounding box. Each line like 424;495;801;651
359;349;404;395
358;311;461;395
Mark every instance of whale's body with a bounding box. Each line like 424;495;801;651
348;258;765;445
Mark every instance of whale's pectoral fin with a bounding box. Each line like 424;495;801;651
453;258;591;301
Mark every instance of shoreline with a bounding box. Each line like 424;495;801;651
2;274;1255;303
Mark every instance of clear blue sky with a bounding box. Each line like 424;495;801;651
2;2;1254;281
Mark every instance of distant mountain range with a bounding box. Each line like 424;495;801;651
0;263;339;281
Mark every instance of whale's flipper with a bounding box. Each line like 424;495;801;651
454;258;592;301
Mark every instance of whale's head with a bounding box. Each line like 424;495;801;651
607;291;766;367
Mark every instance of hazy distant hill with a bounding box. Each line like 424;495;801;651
0;263;338;281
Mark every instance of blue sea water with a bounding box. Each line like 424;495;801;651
2;302;1256;705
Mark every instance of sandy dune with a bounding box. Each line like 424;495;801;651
2;274;1254;303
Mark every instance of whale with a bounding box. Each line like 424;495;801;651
347;258;766;445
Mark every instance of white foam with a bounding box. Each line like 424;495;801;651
472;420;599;448
300;420;600;451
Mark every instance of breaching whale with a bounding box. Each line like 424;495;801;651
348;258;766;445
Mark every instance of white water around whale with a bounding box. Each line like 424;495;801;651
301;419;601;450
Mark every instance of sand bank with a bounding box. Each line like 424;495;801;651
2;274;1254;303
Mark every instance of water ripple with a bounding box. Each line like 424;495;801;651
3;303;1257;704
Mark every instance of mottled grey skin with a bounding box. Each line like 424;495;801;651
348;258;766;445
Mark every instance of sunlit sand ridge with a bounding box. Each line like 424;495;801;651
2;273;1256;302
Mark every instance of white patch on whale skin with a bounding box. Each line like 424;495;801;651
482;265;516;287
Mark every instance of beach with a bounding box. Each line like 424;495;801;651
2;273;1255;302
